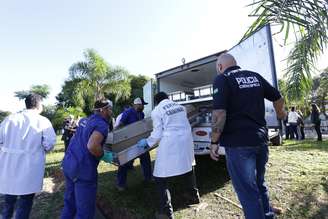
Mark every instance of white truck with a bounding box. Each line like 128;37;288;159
143;24;282;156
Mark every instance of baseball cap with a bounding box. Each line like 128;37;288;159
133;97;148;105
94;99;113;110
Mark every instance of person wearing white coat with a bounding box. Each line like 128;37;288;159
0;94;56;219
137;92;200;219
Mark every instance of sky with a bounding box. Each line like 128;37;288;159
0;0;327;112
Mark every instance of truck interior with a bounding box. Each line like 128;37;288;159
155;51;225;103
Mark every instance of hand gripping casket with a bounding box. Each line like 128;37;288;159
105;117;156;165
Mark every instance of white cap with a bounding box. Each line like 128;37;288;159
133;97;148;105
107;100;113;108
133;97;147;105
133;98;142;105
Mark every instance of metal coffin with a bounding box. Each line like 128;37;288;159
109;143;157;165
105;117;155;165
105;117;153;153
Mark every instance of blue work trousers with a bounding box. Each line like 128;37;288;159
2;194;35;219
61;175;97;219
225;145;274;219
117;152;152;187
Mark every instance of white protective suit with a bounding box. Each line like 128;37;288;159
146;99;195;177
0;110;56;195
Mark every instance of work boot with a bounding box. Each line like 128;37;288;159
155;212;173;219
183;190;201;205
272;206;283;215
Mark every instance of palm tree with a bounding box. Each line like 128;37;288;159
243;0;328;101
69;49;131;102
15;84;50;100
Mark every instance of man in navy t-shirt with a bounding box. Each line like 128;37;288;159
210;53;286;219
115;97;152;191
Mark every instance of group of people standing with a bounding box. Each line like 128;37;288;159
284;106;305;140
0;92;199;219
284;104;323;141
60;94;200;219
0;53;325;219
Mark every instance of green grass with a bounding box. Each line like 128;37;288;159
28;137;328;219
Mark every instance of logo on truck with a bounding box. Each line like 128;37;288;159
195;130;207;136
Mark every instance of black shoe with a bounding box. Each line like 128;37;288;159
155;212;174;219
183;191;201;205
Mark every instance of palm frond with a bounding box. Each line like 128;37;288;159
242;0;328;101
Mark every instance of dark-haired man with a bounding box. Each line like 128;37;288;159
138;92;200;219
0;94;56;219
61;99;114;219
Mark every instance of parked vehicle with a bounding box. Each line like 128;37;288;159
143;24;282;156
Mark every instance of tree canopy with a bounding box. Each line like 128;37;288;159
56;49;132;115
56;49;149;115
15;84;50;100
243;0;328;101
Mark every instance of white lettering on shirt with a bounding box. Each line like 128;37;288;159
162;102;184;116
235;76;260;89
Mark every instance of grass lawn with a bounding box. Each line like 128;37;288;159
28;137;328;219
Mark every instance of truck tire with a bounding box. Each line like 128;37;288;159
270;133;282;146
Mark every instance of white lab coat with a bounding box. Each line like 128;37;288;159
147;99;195;178
0;110;56;195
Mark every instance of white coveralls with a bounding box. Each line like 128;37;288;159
146;99;195;177
146;99;199;218
0;110;56;195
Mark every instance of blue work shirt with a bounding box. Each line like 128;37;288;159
120;107;144;125
62;114;109;181
213;66;281;147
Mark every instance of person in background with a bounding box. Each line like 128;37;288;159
137;92;200;219
210;53;286;219
297;110;305;140
113;105;134;170
115;97;152;191
287;106;300;140
61;99;114;219
0;94;56;219
283;109;291;139
61;114;77;152
114;105;130;129
311;103;322;141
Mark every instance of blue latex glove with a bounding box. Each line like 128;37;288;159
137;139;149;149
100;151;114;163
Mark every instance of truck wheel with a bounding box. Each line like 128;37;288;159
271;134;282;146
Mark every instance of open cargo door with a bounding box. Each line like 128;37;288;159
143;79;155;118
154;24;280;129
229;24;280;128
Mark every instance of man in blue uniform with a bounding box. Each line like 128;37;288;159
115;97;152;191
61;99;114;219
210;53;286;219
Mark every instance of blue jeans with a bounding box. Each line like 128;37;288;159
117;152;152;187
225;145;274;219
2;194;35;219
61;175;97;219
